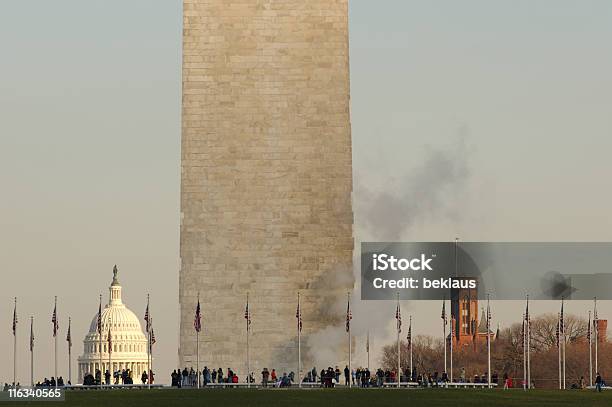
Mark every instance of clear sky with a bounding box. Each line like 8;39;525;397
1;0;611;384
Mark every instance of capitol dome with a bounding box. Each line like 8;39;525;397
78;266;150;383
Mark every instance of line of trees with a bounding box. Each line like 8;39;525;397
381;313;609;388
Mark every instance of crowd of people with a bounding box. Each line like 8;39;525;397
2;366;604;391
165;365;503;389
81;369;154;386
163;365;607;392
1;377;68;390
171;367;259;387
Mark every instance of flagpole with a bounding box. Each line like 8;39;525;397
409;315;413;382
526;295;530;390
298;291;302;389
196;293;200;389
30;316;34;387
149;319;154;387
588;310;593;387
557;312;561;390
562;298;566;390
442;298;447;376
396;292;400;388
146;294;151;389
54;296;58;389
367;331;370;371
13;297;17;387
68;317;72;385
450;315;453;383
347;292;351;389
98;294;102;389
299;292;302;388
246;292;250;389
522;312;526;391
594;297;598;376
108;322;112;386
452;237;458;383
486;294;491;389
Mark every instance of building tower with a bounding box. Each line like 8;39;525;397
179;0;354;374
451;280;479;346
78;267;149;383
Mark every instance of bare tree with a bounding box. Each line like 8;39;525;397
530;313;587;349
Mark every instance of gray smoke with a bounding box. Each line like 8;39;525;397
350;129;471;365
305;129;472;370
356;128;470;242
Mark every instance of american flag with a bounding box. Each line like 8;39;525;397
521;313;525;349
97;297;102;335
244;297;251;332
345;296;352;333
441;300;447;325
12;298;17;336
150;318;156;345
594;298;599;338
559;298;565;334
66;318;72;348
366;332;370;353
194;299;202;333
486;301;492;332
52;298;59;337
107;327;112;354
144;295;151;333
407;316;412;348
587;311;592;342
395;301;402;333
296;294;302;332
30;317;34;352
555;313;560;348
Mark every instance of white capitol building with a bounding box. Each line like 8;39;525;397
78;267;149;382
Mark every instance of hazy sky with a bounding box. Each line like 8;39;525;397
1;0;611;384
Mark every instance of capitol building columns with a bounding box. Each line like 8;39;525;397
77;267;149;383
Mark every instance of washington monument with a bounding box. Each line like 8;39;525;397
179;0;353;374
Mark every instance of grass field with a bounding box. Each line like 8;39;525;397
3;388;611;407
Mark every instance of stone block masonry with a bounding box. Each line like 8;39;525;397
180;0;353;376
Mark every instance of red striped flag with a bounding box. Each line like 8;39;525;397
395;302;402;333
97;297;102;335
521;313;525;349
594;299;599;339
194;299;202;333
144;296;151;333
108;327;112;354
30;317;34;352
587;312;592;342
12;298;17;336
345;296;352;333
296;294;302;333
486;302;492;332
52;298;59;337
150;317;156;345
66;318;72;348
559;298;565;334
244;298;251;332
441;300;447;325
407;316;412;347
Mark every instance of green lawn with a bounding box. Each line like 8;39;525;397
3;388;611;407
